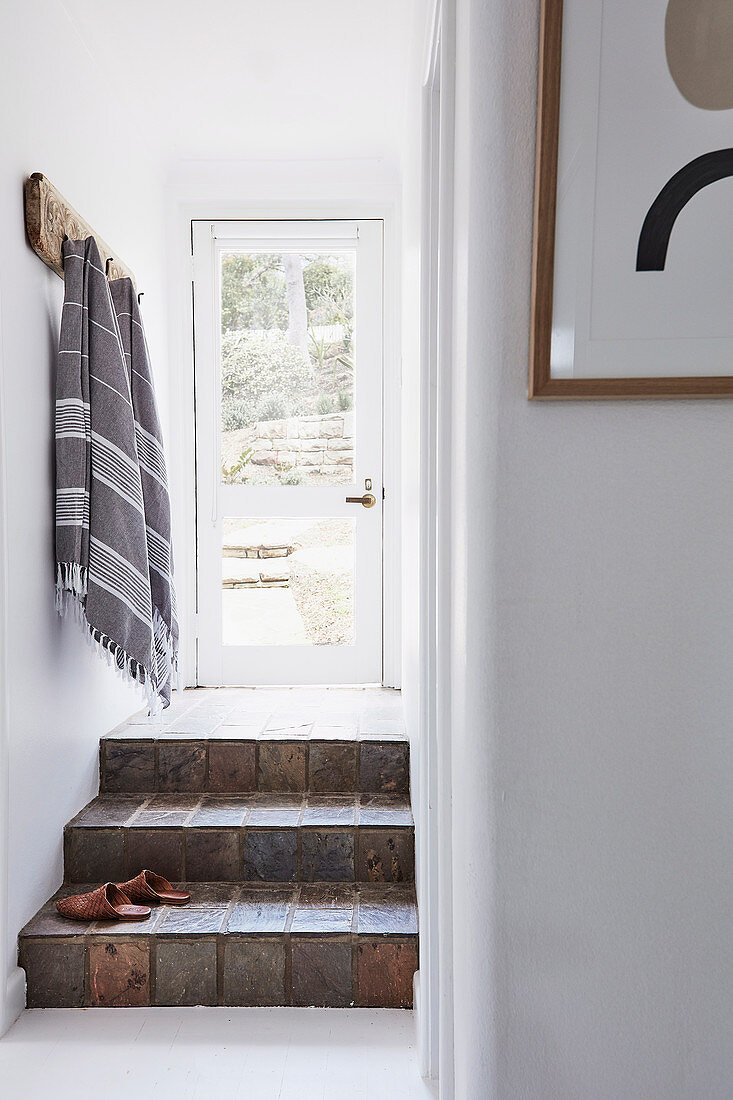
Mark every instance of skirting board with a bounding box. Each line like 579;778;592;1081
2;966;26;1036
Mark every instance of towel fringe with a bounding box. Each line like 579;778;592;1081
56;561;158;714
152;607;178;713
55;562;87;613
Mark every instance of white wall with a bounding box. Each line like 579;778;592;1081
399;0;430;1071
449;0;733;1096
401;0;430;826
0;0;170;1031
61;0;417;167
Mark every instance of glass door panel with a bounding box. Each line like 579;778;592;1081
220;251;355;488
221;517;355;647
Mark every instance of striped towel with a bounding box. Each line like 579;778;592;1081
55;237;177;711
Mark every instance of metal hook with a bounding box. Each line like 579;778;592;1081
137;291;144;305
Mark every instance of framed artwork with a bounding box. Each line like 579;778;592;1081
530;0;733;398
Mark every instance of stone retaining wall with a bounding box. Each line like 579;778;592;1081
250;411;354;475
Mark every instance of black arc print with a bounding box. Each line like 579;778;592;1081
636;148;733;270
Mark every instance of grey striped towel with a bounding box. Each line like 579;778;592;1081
55;236;178;711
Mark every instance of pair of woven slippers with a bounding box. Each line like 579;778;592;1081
56;870;190;922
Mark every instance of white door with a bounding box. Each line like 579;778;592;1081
193;219;383;685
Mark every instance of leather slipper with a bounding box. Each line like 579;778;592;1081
117;869;190;906
56;882;151;921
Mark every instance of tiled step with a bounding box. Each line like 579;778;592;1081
100;736;409;796
23;693;417;1013
19;882;418;1009
64;793;415;885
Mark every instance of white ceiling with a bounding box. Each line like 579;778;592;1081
62;0;423;166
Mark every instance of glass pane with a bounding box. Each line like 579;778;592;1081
220;251;355;486
222;517;355;646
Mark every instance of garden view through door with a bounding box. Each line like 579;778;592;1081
193;221;383;685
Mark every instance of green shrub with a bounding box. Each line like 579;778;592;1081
221;397;251;432
221;447;253;484
337;391;353;411
257;397;288;422
316;394;334;415
221;331;313;428
279;466;304;486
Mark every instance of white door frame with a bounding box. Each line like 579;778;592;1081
192;217;384;685
165;179;402;689
417;0;456;1094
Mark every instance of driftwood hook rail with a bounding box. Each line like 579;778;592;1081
24;172;137;289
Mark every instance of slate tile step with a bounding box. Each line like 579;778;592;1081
100;737;409;796
63;794;415;885
71;792;414;828
19;882;418;1009
110;702;406;741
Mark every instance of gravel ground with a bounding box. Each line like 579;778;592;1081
222;518;354;646
295;519;353;549
289;558;353;645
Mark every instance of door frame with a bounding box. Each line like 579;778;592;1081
192;217;384;685
166;179;402;689
417;0;456;1093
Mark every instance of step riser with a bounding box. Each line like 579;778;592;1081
20;933;417;1009
64;825;415;885
100;738;409;796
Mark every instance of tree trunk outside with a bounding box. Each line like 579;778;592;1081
283;253;309;353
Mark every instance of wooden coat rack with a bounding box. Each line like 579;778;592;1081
24;172;136;288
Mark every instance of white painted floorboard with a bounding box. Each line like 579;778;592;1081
1;1007;437;1100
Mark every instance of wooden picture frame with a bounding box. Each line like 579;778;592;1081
529;0;733;399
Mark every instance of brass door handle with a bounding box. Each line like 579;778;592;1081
346;492;376;508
